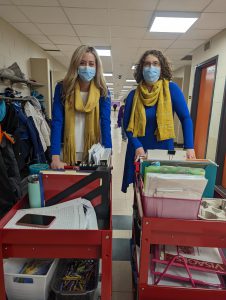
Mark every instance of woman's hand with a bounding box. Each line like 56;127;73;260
186;149;196;159
135;147;146;161
51;155;67;169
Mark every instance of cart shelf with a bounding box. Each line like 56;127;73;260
133;172;226;300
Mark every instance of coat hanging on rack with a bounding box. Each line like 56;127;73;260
0;101;21;218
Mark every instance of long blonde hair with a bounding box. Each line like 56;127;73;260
62;45;108;102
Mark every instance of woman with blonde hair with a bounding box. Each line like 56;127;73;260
51;45;112;169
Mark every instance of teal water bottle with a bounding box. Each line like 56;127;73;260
28;175;41;208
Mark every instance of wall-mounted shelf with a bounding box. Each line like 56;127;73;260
0;95;44;102
0;75;45;88
26;81;45;88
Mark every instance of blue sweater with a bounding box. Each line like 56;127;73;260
51;83;112;156
122;81;194;193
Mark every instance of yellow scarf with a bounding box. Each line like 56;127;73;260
127;79;175;141
63;80;100;164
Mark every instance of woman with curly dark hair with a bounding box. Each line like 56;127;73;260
121;49;195;193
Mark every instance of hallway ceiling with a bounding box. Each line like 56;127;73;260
1;0;226;99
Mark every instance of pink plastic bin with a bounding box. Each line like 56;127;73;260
142;195;201;219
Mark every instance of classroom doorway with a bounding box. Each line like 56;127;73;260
215;79;226;191
191;56;218;159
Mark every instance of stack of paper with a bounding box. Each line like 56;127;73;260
4;198;98;230
144;173;207;200
88;143;105;165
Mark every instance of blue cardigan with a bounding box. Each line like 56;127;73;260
51;83;112;156
122;81;194;193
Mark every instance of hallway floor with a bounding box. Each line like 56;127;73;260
111;110;134;300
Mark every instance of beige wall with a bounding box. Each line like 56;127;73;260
0;17;66;106
173;65;191;145
188;29;226;161
173;77;183;145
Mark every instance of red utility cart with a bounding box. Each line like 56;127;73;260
0;166;112;300
133;165;226;300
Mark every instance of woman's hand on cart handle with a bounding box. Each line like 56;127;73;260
186;149;196;159
135;147;146;162
51;155;67;169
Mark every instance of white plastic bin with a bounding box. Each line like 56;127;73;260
4;258;58;300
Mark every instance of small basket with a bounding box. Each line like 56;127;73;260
142;195;201;219
51;259;99;300
137;174;201;219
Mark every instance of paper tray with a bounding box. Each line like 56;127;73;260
199;198;226;221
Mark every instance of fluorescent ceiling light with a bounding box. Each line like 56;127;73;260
123;86;132;89
106;82;113;86
108;87;114;90
121;90;128;92
150;12;199;33
96;48;111;56
104;73;113;76
126;79;136;83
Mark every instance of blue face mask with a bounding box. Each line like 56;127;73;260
78;66;96;82
0;100;6;122
143;66;161;83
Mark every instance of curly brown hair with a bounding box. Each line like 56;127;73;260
134;49;172;83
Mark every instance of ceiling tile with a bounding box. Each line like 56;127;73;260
112;46;138;56
109;9;152;27
112;46;138;64
180;29;219;40
11;0;59;5
165;48;192;58
0;0;12;4
105;77;114;84
37;23;75;35
38;43;58;50
145;32;181;40
20;6;68;23
0;5;29;22
170;39;205;49
45;50;64;57
61;50;74;57
172;62;189;71
79;36;110;46
157;0;212;11
74;25;110;37
205;0;226;12
111;26;146;39
10;22;41;34
54;55;70;67
135;47;165;59
59;0;107;8
112;38;141;48
27;34;51;44
56;44;80;51
64;8;108;25
193;12;226;30
140;39;174;48
48;35;80;45
109;0;158;10
101;57;113;73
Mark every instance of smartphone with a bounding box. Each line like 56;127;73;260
16;214;56;228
